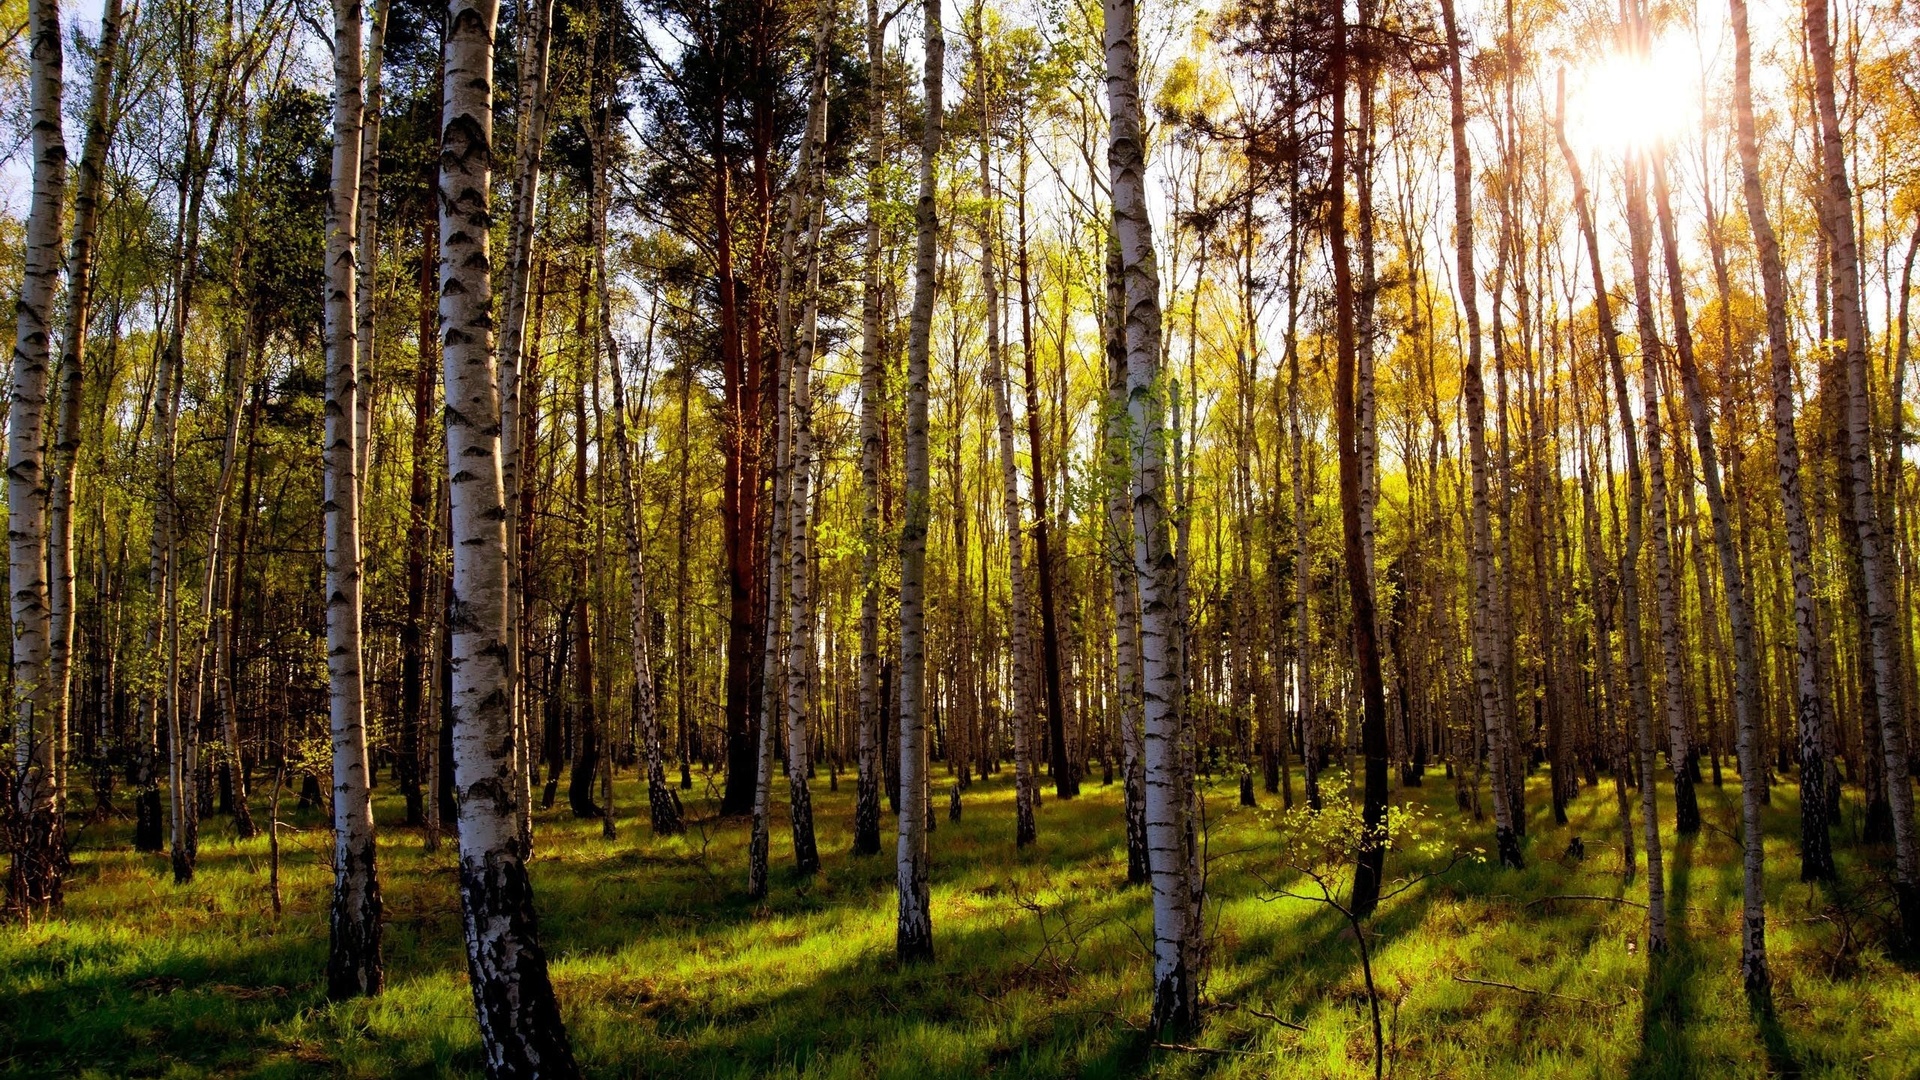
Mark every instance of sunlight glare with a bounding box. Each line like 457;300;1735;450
1563;34;1700;155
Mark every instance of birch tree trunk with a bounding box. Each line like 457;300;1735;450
1650;140;1773;1009
978;85;1040;848
325;0;383;1000
438;0;580;1065
895;0;941;960
1441;0;1521;869
1805;0;1918;936
497;0;555;854
47;0;128;861
1329;6;1391;918
1554;72;1662;945
1622;147;1701;839
852;0;887;858
1105;232;1148;885
612;306;681;834
1109;0;1197;1031
780;0;832;877
1015;135;1076;802
354;0;388;486
7;0;67;912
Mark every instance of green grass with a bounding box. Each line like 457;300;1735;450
3;759;1917;1078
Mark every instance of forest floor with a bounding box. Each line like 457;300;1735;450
2;758;1917;1078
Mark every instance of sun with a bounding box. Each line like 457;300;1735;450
1561;33;1701;156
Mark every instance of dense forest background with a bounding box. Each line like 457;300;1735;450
2;0;1919;1071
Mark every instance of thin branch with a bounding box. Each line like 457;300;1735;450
1451;974;1620;1009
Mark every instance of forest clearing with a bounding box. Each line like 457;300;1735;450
6;771;1918;1077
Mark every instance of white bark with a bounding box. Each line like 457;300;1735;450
853;0;886;859
497;0;555;856
325;0;382;999
978;86;1039;847
1552;73;1662;948
1108;0;1197;1031
1441;0;1520;868
1623;151;1700;841
438;0;578;1065
896;0;941;961
1650;143;1771;1005
1728;0;1832;882
7;0;66;910
781;0;832;878
48;0;127;839
1805;0;1918;934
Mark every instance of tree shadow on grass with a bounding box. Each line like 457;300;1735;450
580;888;1159;1079
1631;830;1702;1080
0;929;327;1078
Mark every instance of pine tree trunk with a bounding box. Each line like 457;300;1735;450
566;386;602;821
437;0;580;1065
400;214;438;830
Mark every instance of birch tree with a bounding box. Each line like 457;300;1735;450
895;0;941;961
1440;0;1520;869
7;0;68;913
1804;0;1918;938
1727;0;1832;883
976;20;1040;846
1109;0;1198;1030
325;0;383;999
438;0;579;1064
852;0;889;859
47;0;129;864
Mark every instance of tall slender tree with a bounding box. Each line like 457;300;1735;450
438;0;579;1064
1805;0;1918;937
1727;0;1832;882
7;0;68;914
1109;0;1198;1031
325;0;383;999
896;0;941;961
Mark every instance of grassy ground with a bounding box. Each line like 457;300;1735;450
2;759;1916;1078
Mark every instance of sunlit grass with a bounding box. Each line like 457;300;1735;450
3;757;1916;1077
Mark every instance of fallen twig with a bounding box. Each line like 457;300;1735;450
1451;974;1615;1008
1221;1000;1308;1032
1524;893;1647;909
1152;1042;1261;1057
